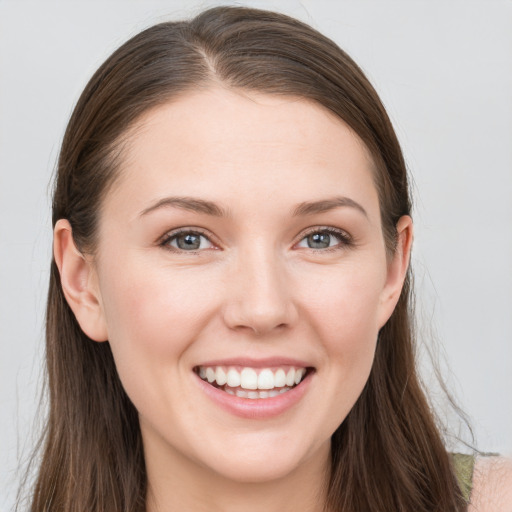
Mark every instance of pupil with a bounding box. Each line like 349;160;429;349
308;232;330;249
178;234;200;250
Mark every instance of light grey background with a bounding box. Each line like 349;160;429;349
1;1;511;509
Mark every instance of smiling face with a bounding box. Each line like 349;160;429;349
56;87;411;494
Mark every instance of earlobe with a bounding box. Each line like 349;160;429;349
53;219;108;342
378;215;413;327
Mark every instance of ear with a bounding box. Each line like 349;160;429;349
377;215;413;328
53;219;108;342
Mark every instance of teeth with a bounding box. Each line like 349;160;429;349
197;365;309;391
257;369;274;389
227;368;241;387
240;368;258;390
285;368;295;387
215;367;227;386
274;369;286;387
206;367;216;383
236;389;291;399
294;368;306;385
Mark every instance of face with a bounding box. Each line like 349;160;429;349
66;88;410;485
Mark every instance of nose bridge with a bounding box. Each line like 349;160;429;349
223;239;297;335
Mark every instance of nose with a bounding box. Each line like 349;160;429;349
222;244;299;336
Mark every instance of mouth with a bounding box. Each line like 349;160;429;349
193;365;315;399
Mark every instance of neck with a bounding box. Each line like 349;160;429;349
144;433;331;512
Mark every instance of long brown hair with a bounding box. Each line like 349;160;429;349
25;6;467;511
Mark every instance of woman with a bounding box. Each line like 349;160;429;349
26;5;510;512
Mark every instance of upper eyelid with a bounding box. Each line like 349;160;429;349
299;226;350;237
160;227;213;241
296;226;352;243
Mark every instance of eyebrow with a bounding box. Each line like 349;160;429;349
140;196;229;217
140;195;367;219
292;196;368;218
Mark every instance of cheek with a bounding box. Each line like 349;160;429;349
285;260;385;434
297;259;385;384
321;281;381;376
96;257;219;384
299;258;386;342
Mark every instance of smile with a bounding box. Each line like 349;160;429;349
194;365;311;399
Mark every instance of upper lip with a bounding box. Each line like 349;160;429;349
195;357;314;368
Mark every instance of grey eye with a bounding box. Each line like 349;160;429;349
168;232;213;251
296;229;350;250
306;232;332;249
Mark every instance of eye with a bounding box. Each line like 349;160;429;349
296;228;351;250
161;230;214;252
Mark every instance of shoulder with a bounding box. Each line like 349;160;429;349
469;455;512;512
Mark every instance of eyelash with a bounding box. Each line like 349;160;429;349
159;226;353;254
298;226;353;252
159;228;215;254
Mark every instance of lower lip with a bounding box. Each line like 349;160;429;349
195;372;313;420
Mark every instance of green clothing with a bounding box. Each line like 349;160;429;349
452;453;475;502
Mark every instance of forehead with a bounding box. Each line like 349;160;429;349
108;87;379;218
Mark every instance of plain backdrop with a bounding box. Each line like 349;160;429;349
1;0;511;509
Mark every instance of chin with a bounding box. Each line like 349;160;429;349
193;433;330;484
207;453;308;484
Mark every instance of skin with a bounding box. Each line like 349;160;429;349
470;457;512;512
54;87;414;512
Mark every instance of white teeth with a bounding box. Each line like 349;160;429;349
215;367;227;386
294;368;306;385
274;369;286;387
240;368;258;390
206;367;216;383
257;369;274;390
232;387;293;399
197;365;309;391
285;368;295;387
227;368;241;387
